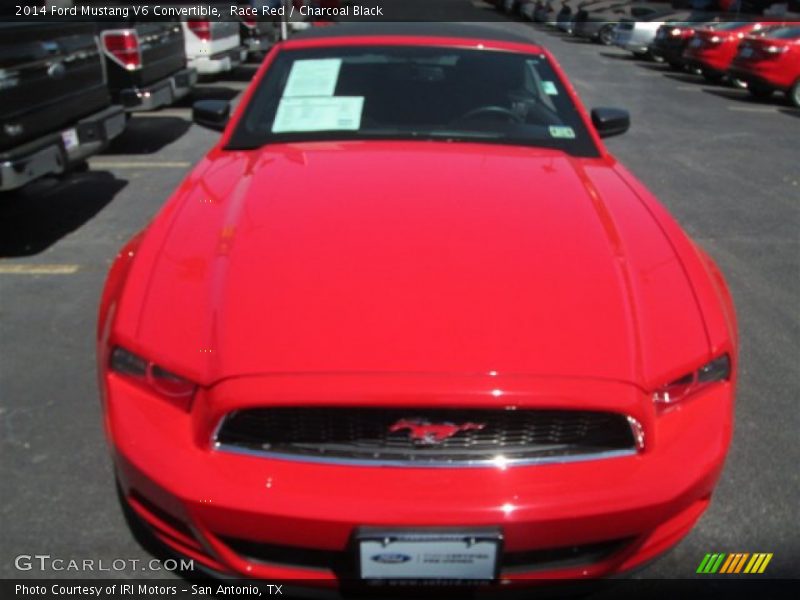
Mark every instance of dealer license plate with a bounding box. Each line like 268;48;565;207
739;47;753;58
61;128;79;151
358;529;501;581
690;38;702;48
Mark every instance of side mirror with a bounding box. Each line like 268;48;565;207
193;100;230;132
591;107;630;138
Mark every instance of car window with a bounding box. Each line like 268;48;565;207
713;22;753;31
767;26;800;39
228;46;600;158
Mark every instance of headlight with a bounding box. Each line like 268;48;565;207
110;347;197;406
653;355;731;406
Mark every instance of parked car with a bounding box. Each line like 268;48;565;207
728;24;800;105
572;1;630;43
101;22;737;586
0;23;126;192
575;2;668;45
613;11;692;59
239;16;277;61
182;20;246;75
649;17;723;70
98;22;197;112
534;0;560;23
683;20;785;85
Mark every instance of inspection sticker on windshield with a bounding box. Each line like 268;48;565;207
283;59;342;97
542;81;559;96
549;125;575;139
272;96;364;133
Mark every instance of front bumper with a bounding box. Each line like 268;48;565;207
189;46;247;74
728;62;793;92
0;105;126;192
573;22;603;40
119;68;197;112
616;31;655;55
683;47;731;76
650;39;688;65
103;371;733;585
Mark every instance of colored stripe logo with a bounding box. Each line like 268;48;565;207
697;553;773;574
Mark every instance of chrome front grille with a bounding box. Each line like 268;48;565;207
213;408;637;467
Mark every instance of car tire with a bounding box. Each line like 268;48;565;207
667;60;684;70
598;25;615;46
701;69;722;83
789;79;800;108
747;83;773;99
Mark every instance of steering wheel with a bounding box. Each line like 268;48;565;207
456;105;523;123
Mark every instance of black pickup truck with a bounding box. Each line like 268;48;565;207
96;20;197;111
0;23;126;192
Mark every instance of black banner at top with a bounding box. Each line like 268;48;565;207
3;0;799;23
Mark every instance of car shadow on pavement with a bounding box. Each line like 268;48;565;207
636;62;671;71
599;51;637;61
559;36;593;44
224;64;260;83
102;116;191;156
197;64;258;85
778;108;800;118
701;88;785;105
662;72;704;84
175;86;241;106
0;171;127;257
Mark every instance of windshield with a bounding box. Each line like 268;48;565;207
713;22;755;32
767;26;800;39
227;46;600;158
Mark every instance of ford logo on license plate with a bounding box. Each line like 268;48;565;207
371;553;412;564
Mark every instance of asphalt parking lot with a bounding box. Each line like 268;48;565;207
1;0;798;586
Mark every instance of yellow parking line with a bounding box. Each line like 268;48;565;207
90;161;191;168
0;264;79;275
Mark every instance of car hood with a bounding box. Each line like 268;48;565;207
117;141;709;387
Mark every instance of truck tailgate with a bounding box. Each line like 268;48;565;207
0;23;111;152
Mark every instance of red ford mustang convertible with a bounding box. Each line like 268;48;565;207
97;23;737;588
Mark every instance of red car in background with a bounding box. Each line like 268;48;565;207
650;20;717;71
682;21;779;85
729;24;800;106
98;23;737;587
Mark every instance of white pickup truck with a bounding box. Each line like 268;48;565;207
181;20;247;75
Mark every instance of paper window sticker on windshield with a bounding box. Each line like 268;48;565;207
542;81;559;96
272;97;364;133
549;126;575;139
283;59;342;98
